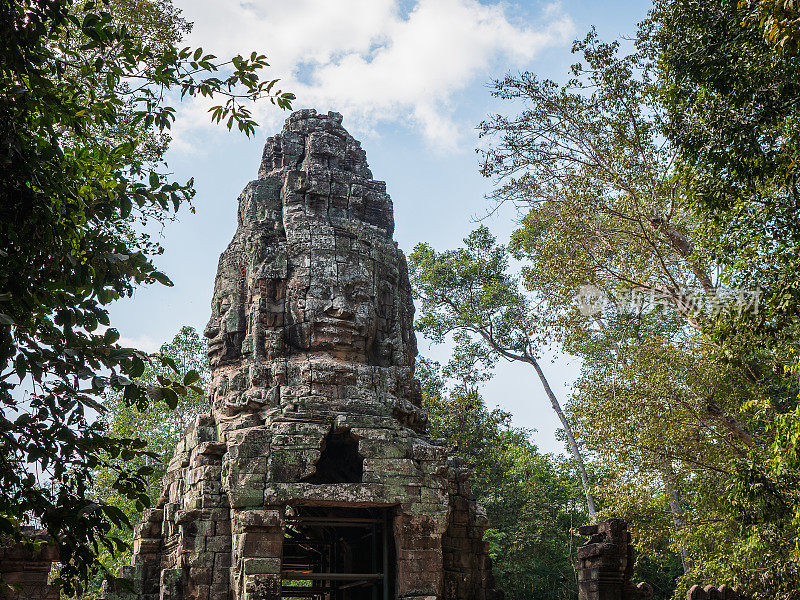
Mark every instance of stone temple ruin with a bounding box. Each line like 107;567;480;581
0;109;751;600
575;520;652;600
110;109;503;600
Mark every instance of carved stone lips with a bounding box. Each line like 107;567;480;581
207;337;224;356
313;319;364;337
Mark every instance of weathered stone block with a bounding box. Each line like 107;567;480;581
205;535;232;552
243;574;281;600
241;531;282;557
243;557;281;575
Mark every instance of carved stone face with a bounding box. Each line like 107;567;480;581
203;223;403;373
204;254;245;370
204;111;417;381
285;246;378;361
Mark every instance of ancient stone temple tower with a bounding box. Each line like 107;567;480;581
112;110;502;600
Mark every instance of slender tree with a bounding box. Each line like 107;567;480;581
409;227;598;519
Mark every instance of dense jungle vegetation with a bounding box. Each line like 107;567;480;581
2;1;800;599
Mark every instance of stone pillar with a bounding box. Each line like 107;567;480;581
394;514;445;600
576;519;652;600
232;508;284;600
130;507;164;599
0;530;59;600
441;459;502;600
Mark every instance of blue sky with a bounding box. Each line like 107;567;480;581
109;0;652;454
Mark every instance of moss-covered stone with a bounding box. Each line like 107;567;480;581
113;110;502;600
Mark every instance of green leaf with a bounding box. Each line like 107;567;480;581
183;370;200;386
14;355;26;380
81;395;108;414
161;387;179;409
104;328;120;344
128;355;145;379
0;515;17;535
160;355;178;373
151;271;173;286
120;195;132;219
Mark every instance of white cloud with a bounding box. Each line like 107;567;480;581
118;334;162;354
170;0;574;151
95;325;163;354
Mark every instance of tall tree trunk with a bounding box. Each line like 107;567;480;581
666;486;694;574
658;459;693;574
527;355;598;520
705;398;755;448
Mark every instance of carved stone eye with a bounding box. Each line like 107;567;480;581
345;281;371;302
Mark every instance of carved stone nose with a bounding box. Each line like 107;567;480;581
204;319;220;339
325;298;354;320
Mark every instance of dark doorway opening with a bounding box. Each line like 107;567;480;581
301;430;363;484
281;506;395;600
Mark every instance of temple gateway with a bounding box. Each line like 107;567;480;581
108;109;503;600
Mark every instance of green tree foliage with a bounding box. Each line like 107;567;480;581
647;1;800;597
477;22;800;599
650;0;800;339
0;0;292;593
417;357;586;600
408;227;598;518
87;326;208;596
567;320;769;593
741;0;800;51
479;31;717;334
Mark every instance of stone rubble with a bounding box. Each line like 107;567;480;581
576;519;653;600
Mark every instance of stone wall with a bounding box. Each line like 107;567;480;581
0;530;59;600
686;585;752;600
